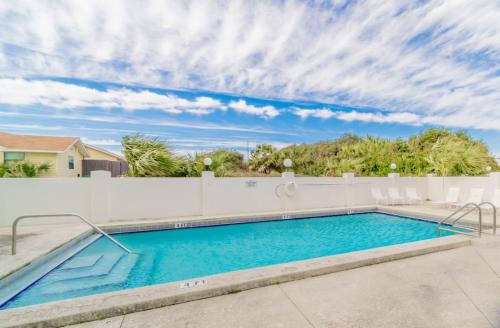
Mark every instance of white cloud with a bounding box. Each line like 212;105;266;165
292;108;335;119
0;78;224;114
184;108;214;115
80;137;121;146
0;123;65;131
228;100;280;118
336;111;422;125
0;106;295;135
0;1;499;129
292;107;423;125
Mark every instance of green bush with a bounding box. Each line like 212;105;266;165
122;129;498;177
0;161;51;177
177;149;246;177
248;129;498;176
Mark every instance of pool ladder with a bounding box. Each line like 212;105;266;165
11;213;132;255
437;202;497;237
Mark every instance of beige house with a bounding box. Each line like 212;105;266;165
0;132;126;177
85;144;124;162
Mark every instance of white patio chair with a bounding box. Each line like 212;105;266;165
371;187;388;205
432;187;460;207
405;187;423;204
388;187;405;205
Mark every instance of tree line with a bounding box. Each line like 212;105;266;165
123;129;499;177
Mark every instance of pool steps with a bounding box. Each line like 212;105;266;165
43;254;140;295
0;233;100;307
60;254;103;270
44;253;124;281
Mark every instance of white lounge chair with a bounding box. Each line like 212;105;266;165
371;187;388;205
388;187;405;205
454;188;484;207
433;187;460;207
405;187;423;204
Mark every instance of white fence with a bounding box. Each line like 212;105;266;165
0;171;499;227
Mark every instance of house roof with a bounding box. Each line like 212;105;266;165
0;131;89;156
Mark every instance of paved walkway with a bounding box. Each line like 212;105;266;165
69;235;500;328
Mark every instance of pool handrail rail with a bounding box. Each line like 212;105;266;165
437;202;482;237
12;213;132;255
477;201;497;235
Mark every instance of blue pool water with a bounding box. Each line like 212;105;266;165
2;213;454;309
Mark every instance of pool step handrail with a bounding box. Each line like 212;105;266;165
438;226;477;237
12;213;132;255
437;202;497;237
478;202;497;235
437;202;482;237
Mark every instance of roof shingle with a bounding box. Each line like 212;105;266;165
0;132;79;152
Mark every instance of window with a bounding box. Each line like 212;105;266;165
68;156;74;170
4;152;25;163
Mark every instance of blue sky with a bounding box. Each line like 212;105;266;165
0;1;499;157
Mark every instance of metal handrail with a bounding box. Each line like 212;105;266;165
438;203;482;237
450;206;481;226
438;202;479;225
12;213;132;255
478;202;497;235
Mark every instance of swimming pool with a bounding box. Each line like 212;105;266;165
1;212;455;309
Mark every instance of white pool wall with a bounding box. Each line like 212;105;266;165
0;171;499;227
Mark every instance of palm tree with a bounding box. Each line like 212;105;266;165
427;135;493;176
249;144;281;174
122;134;178;177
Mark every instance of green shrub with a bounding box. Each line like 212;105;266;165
0;161;51;177
249;129;498;176
122;129;498;177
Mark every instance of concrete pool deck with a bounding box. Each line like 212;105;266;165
68;234;500;328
